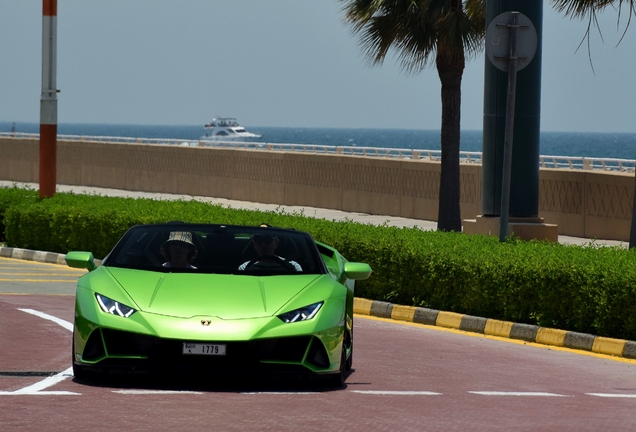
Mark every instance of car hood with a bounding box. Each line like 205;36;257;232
106;268;322;319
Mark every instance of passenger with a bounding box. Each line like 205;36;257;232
238;234;302;271
161;231;197;269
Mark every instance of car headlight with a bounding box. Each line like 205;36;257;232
95;293;136;318
278;301;323;323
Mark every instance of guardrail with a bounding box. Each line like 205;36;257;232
538;155;635;172
2;132;633;172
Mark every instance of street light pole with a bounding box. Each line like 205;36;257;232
39;0;58;198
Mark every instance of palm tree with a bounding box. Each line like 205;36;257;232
552;0;636;247
341;0;485;232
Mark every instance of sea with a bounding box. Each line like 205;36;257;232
2;121;635;160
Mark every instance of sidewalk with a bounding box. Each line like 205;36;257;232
0;181;628;248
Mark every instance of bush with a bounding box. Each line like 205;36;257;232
0;184;38;242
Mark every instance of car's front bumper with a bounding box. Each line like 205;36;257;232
75;327;339;377
73;293;347;377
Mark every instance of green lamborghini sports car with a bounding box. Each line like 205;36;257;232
65;223;372;385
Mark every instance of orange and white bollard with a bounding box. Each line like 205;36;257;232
39;0;58;198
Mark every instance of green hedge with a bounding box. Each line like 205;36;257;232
2;186;636;340
0;185;38;242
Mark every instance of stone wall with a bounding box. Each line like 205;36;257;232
539;168;633;240
0;137;631;240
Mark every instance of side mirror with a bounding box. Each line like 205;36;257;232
65;251;97;272
343;262;372;280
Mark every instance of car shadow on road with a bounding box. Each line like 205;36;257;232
71;368;355;393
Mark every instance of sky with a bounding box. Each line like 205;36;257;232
1;0;634;133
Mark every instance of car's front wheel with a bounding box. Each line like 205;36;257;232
328;346;347;388
344;325;353;371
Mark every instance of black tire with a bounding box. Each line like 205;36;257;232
329;346;347;388
344;325;353;371
345;345;353;371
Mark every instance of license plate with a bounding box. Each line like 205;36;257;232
182;343;226;356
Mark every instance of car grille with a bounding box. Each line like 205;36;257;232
82;328;330;372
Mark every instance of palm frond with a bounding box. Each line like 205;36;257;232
551;0;636;69
551;0;617;18
341;0;485;74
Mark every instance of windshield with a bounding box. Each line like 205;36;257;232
103;224;326;276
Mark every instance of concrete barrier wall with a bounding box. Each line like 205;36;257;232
538;168;633;240
0;137;631;241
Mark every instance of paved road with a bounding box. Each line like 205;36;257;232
0;256;84;295
2;258;636;431
0;182;632;429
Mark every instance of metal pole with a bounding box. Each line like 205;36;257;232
482;1;543;220
39;0;58;198
499;12;520;242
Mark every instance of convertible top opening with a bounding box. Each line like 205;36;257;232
104;223;327;276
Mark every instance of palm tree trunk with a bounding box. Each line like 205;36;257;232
436;48;464;232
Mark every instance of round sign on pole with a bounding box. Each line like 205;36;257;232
485;11;537;72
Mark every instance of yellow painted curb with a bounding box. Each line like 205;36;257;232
484;319;513;338
391;305;417;322
436;311;464;329
536;328;567;347
353;298;373;315
592;336;627;356
352;298;635;361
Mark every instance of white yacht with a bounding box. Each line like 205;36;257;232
200;118;262;140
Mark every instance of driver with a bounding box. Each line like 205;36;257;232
238;234;302;271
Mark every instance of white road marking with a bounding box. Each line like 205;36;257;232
586;393;636;398
240;392;318;395
0;309;79;396
0;367;80;396
10;368;75;393
0;392;78;395
468;391;569;397
113;390;204;395
351;390;442;395
18;308;73;332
